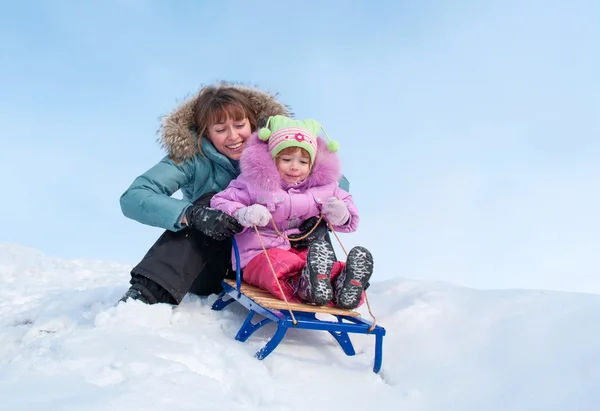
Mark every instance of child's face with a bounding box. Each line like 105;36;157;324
276;151;310;184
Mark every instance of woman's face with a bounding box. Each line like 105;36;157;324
207;115;252;160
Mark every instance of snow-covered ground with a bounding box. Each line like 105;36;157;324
0;242;598;411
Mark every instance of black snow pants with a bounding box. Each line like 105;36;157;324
129;193;235;304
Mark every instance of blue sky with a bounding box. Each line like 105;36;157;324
1;0;598;293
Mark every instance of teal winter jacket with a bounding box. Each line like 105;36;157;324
120;138;241;231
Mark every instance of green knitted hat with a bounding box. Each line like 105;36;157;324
258;115;339;165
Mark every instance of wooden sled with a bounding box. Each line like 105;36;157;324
211;239;386;373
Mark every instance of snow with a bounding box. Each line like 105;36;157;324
1;242;598;411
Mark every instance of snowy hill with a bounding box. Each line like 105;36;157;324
0;242;598;411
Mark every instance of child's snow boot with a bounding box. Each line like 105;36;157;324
333;246;373;309
296;240;335;305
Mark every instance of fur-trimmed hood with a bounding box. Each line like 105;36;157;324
239;132;342;192
157;82;291;160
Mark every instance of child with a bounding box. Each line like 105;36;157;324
210;115;373;309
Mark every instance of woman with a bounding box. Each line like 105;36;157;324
119;82;348;305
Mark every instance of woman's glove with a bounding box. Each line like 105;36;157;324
289;216;329;248
322;197;350;226
233;204;272;227
185;205;243;241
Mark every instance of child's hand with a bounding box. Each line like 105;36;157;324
233;204;272;227
322;197;350;226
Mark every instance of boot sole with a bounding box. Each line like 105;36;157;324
305;240;335;305
337;246;373;309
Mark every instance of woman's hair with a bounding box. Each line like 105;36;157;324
194;87;258;153
276;146;312;168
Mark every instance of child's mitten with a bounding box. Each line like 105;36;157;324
322;197;350;226
233;204;272;227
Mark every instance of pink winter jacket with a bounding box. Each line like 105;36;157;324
210;133;359;269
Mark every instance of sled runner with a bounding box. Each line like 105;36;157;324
211;239;386;373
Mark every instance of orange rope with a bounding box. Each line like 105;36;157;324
253;225;298;325
269;215;324;241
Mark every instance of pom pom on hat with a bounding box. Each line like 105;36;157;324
327;139;339;152
258;127;271;141
302;118;340;153
258;116;274;141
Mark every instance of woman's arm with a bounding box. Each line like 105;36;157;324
120;156;204;231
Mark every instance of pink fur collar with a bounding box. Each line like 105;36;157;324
239;132;342;192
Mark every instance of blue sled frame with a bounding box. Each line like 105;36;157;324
211;239;386;373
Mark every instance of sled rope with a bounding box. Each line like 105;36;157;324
269;215;325;241
260;215;377;331
327;223;377;331
253;225;298;325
